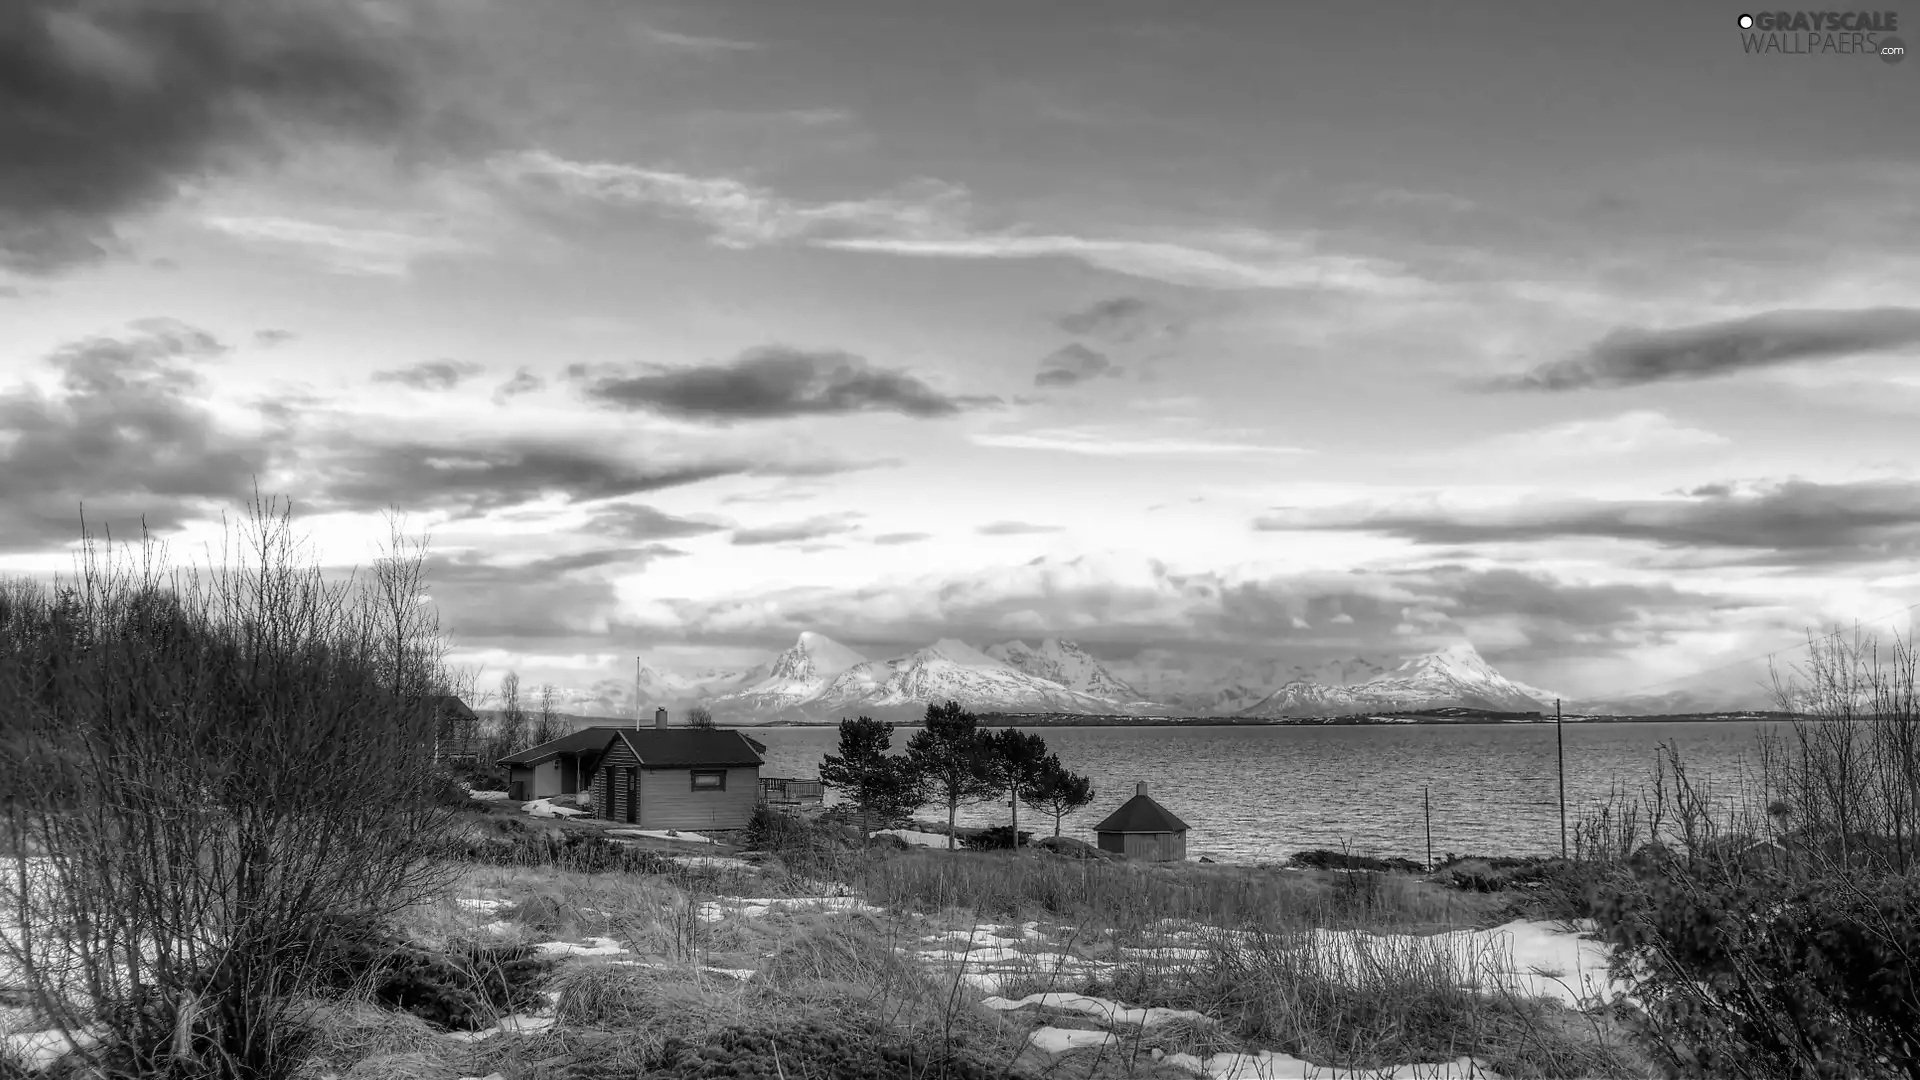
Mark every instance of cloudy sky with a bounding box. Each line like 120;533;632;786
3;0;1917;704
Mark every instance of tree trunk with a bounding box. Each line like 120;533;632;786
1053;812;1062;837
1009;787;1019;850
947;798;958;851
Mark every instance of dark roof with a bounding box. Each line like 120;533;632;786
495;726;621;766
614;728;765;769
430;695;478;722
1093;793;1190;835
496;726;767;769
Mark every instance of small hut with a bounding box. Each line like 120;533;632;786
1093;781;1190;861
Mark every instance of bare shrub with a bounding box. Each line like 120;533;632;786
0;497;464;1080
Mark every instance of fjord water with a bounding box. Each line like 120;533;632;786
750;721;1779;863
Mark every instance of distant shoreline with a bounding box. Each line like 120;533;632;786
745;709;1798;728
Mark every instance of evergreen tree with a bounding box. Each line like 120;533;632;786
905;699;999;850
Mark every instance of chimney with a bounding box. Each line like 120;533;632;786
655;706;669;730
1137;781;1149;798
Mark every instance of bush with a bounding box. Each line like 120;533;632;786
1289;848;1425;874
655;1020;1006;1080
308;913;552;1031
960;824;1032;850
456;829;677;875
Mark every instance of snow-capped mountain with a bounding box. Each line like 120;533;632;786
809;638;1131;721
707;632;869;716
1236;642;1550;718
703;637;1134;722
1108;652;1394;716
984;638;1155;706
1575;687;1777;716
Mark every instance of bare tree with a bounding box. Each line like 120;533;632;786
532;682;565;745
0;495;460;1080
492;670;527;761
685;703;716;729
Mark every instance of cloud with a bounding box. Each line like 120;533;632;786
731;512;864;547
1255;479;1920;566
494;367;545;401
634;23;763;54
972;425;1311;458
977;521;1063;536
633;554;1743;666
502;151;965;250
307;438;748;517
871;532;931;546
0;320;271;548
505;151;1429;296
1057;296;1188;344
199;212;475;277
1483;308;1920;391
425;545;685;642
1468;411;1728;459
253;328;296;347
372;359;485;391
581;503;726;541
0;0;460;274
578;346;999;422
1034;343;1120;388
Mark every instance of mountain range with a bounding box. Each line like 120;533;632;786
538;633;1762;723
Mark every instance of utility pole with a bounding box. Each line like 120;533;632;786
634;657;641;732
1556;698;1568;860
1424;785;1433;873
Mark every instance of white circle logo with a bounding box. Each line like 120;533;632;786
1738;13;1755;28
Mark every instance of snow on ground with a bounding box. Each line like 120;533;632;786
1162;1049;1497;1079
533;936;627;956
871;828;951;847
0;1027;102;1072
668;855;757;871
454;898;513;912
612;959;757;980
606;829;712;844
983;992;1212;1028
521;799;587;819
1026;1026;1119;1054
467;790;509;802
694;896;881;923
1305;920;1621;1008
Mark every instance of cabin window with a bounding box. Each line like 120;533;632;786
690;770;727;791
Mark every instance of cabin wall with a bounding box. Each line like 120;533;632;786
638;766;759;831
1101;831;1186;862
596;739;641;822
527;759;565;799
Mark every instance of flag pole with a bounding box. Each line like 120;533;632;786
1556;698;1568;860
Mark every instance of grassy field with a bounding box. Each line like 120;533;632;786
63;804;1652;1080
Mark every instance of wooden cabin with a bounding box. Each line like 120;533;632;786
429;695;483;766
497;710;768;832
1093;781;1190;862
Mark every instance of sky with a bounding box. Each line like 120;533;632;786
2;0;1918;706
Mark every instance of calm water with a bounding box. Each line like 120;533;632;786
749;721;1782;863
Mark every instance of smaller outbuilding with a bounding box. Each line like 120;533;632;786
1093;781;1190;862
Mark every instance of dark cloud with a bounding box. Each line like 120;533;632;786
0;0;470;274
423;545;684;642
871;532;931;545
578;346;1000;422
1033;343;1120;388
252;328;296;347
582;503;727;541
0;320;273;549
1057;296;1187;344
493;366;545;401
307;438;747;518
1483;308;1920;391
372;359;484;391
977;521;1063;535
730;513;863;546
642;556;1740;667
1256;479;1920;566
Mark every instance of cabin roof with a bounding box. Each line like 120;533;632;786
1093;793;1189;835
429;694;478;722
498;726;766;769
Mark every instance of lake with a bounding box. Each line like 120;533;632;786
747;721;1784;864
